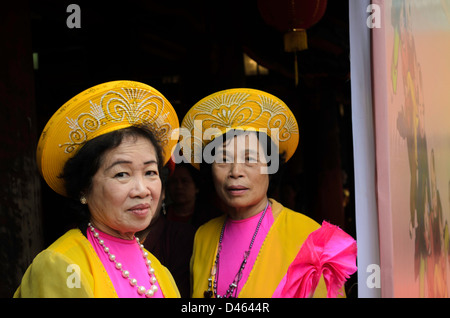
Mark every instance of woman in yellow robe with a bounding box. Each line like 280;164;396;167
14;228;179;297
14;81;180;298
190;198;330;298
180;89;357;298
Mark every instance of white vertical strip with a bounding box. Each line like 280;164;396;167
349;0;382;298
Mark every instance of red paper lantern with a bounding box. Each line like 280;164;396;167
258;0;327;51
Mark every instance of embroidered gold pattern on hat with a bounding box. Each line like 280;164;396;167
60;88;173;154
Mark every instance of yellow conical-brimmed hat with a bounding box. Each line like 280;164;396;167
180;88;299;169
37;80;179;197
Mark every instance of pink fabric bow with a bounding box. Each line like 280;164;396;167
281;221;357;298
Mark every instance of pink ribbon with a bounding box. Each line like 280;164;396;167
281;221;357;298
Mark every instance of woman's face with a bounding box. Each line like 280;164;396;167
86;135;162;239
167;166;198;205
211;133;269;220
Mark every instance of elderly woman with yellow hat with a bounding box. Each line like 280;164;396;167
14;81;180;298
182;89;357;298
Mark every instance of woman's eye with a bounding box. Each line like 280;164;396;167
114;172;128;178
224;154;236;162
146;170;158;176
245;156;258;163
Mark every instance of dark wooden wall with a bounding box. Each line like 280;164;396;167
0;2;43;297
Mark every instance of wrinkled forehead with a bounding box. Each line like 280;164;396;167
218;132;263;153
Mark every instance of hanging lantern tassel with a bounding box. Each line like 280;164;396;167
258;0;328;87
284;28;308;86
294;51;299;87
284;28;308;52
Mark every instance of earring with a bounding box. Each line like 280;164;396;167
162;202;166;215
80;196;87;205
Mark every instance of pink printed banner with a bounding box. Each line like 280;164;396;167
371;0;450;297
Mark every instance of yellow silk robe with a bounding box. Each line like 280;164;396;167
14;229;180;298
190;199;330;298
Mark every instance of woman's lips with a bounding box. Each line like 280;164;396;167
128;203;150;216
226;185;248;196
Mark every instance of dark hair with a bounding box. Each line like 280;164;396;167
60;125;165;224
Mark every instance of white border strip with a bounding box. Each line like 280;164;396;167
349;0;381;298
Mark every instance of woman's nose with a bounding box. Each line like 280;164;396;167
130;176;151;197
229;162;244;178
